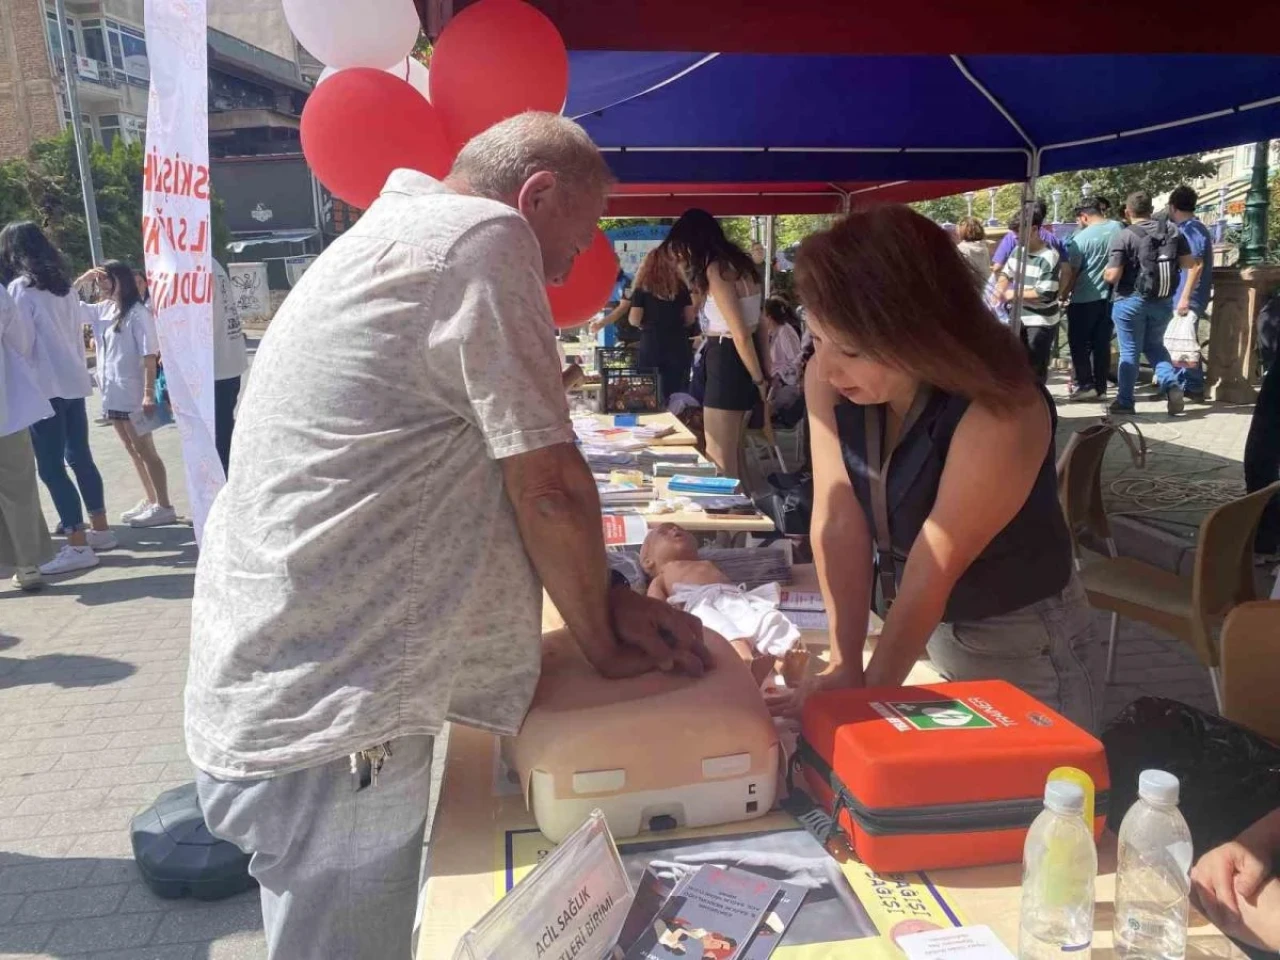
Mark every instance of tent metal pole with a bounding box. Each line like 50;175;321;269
948;55;1037;151
764;215;775;300
1008;149;1042;341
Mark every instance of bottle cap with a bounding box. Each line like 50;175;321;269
1044;779;1085;815
1138;769;1180;806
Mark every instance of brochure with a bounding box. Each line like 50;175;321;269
624;865;780;960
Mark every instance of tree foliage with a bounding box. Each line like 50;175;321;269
0;130;230;274
911;154;1220;228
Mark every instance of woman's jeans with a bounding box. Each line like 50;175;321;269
1111;295;1178;406
926;576;1103;733
28;397;105;531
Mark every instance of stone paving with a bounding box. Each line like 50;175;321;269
0;359;1246;959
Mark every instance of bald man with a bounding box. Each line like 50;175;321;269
186;113;708;958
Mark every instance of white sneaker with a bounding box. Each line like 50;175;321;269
39;545;99;576
11;567;44;591
129;504;178;527
86;528;119;551
120;499;152;524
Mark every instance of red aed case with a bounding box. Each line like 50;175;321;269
798;680;1109;873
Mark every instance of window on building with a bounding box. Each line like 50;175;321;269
1218;157;1234;180
106;21;148;84
45;9;77;57
98;113;120;149
79;18;108;64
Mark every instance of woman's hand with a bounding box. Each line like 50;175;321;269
809;660;864;694
141;394;157;417
75;266;105;288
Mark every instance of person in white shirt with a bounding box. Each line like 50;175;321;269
0;221;116;576
187;113;709;959
76;261;176;528
0;284;55;590
763;297;804;411
210;260;247;475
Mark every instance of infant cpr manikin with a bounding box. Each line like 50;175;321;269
506;629;780;843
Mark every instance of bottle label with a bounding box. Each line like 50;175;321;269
1121;914;1166;938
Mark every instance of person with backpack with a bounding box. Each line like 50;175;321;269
1103;191;1198;416
1167;185;1214;401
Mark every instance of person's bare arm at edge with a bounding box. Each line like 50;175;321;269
863;396;1049;688
806;365;871;688
501;442;709;679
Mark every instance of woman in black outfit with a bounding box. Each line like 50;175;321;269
627;248;696;402
659;210;766;477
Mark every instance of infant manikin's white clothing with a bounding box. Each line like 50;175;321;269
667;582;801;657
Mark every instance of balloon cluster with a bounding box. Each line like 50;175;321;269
288;0;616;326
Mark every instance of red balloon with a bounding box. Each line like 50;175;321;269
546;230;618;329
428;0;569;147
301;68;454;210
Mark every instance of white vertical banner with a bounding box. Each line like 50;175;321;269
142;0;222;542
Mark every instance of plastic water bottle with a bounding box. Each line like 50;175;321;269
1114;770;1193;960
1019;780;1098;960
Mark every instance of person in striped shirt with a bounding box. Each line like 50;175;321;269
996;219;1063;384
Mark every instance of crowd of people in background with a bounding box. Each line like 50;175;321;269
961;186;1214;419
0;219;246;591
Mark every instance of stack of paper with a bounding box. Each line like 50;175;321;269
778;588;828;631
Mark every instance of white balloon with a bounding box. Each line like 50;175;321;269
316;59;429;101
284;0;420;71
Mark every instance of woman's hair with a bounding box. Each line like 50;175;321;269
101;260;142;331
956;217;986;243
0;221;71;296
632;247;686;301
794;205;1034;413
764;296;801;333
659;209;759;295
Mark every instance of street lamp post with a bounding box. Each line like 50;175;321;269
1081;180;1092;200
987;188;998;226
53;0;103;265
1241;140;1271;266
1216;184;1229;243
964;191;976;217
1052;188;1062;223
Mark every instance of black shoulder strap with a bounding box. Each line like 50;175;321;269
864;387;932;608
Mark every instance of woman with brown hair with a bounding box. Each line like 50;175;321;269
954;216;991;283
627;247;696;402
659;210;766;477
795;206;1102;731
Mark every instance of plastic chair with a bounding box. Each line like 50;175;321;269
1219;600;1280;742
1058;422;1280;709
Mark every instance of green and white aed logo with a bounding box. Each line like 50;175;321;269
877;699;996;731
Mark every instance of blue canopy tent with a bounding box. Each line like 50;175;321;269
564;52;1280;191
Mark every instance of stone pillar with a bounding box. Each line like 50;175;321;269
1206;264;1280;403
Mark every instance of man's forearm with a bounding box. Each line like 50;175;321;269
503;449;615;666
1181;264;1203;307
1241;808;1280;853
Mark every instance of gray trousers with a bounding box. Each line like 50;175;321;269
926;575;1104;733
0;429;53;570
197;735;435;960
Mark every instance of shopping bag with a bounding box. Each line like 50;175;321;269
1163;311;1201;368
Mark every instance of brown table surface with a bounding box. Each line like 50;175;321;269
589;411;698;447
419;566;1241;959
